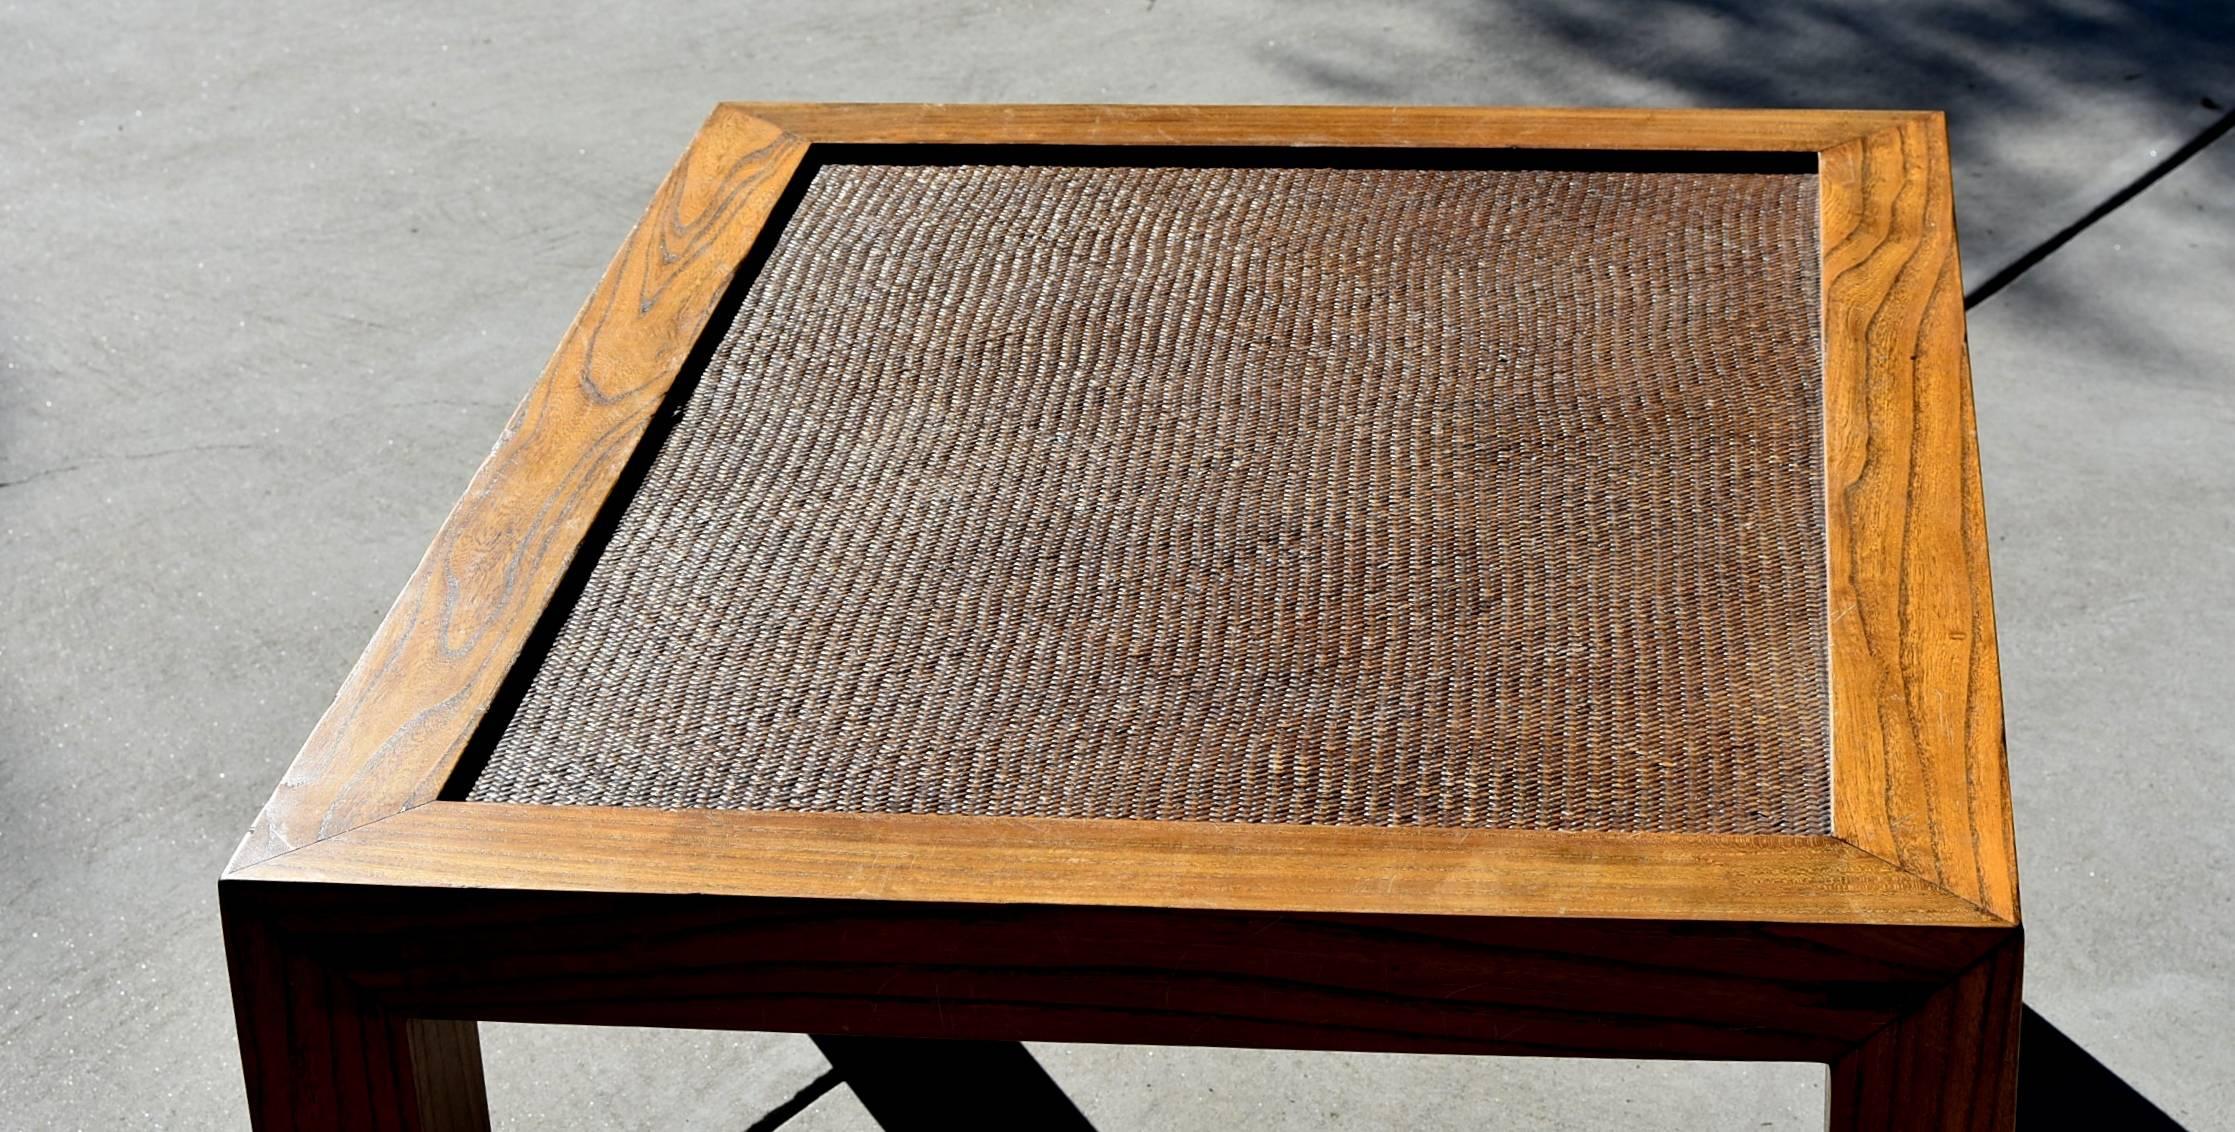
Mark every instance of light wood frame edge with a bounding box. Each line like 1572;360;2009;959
224;103;2015;933
230;801;2004;926
1820;117;2017;923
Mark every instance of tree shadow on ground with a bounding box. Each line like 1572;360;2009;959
1255;0;2235;284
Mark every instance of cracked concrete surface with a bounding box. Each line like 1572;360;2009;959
3;2;2232;1128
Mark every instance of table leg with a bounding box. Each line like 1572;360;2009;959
1828;938;2021;1131
223;893;489;1131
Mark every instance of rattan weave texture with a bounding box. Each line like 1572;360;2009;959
466;159;1828;833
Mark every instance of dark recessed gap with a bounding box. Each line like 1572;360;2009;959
440;144;1816;803
811;142;1815;176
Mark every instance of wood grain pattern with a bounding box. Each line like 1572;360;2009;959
223;878;2005;1067
1820;114;2020;923
236;802;2004;927
227;105;807;869
223;886;489;1130
740;102;1917;152
1829;937;2022;1130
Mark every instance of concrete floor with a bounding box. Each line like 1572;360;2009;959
4;2;2233;1128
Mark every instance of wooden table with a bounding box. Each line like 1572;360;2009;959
222;104;2019;1130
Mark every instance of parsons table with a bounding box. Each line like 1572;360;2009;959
222;104;2021;1130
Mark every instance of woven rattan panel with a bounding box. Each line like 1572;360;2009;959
467;159;1829;833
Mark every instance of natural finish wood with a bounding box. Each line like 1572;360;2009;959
223;887;489;1131
1829;937;2022;1131
738;102;1919;152
221;104;2020;1130
222;103;2015;933
1820;115;2020;923
229;104;806;867
224;879;2000;1067
236;803;2003;927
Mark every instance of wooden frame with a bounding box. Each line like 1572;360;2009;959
223;105;2018;1130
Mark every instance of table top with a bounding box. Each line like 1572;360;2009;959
465;158;1832;836
227;105;2015;933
